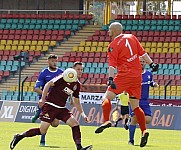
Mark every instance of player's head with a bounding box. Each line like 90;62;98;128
140;56;146;70
73;61;83;78
47;54;58;70
109;22;123;39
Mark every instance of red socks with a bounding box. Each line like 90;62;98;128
102;99;112;122
133;107;146;132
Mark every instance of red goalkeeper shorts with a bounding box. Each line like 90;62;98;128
107;75;142;99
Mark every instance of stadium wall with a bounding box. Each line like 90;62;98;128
0;0;83;12
0;99;181;130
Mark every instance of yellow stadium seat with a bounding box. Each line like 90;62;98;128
104;42;109;47
149;90;153;95
11;45;18;50
175;48;180;53
30;82;35;87
160;90;164;96
42;46;48;52
24;45;30;51
13;40;19;45
156;48;162;53
177;86;181;91
24;82;30;86
0;40;6;45
50;41;56;46
92;42;98;47
154;91;159;96
157;42;162;48
145;42;151;48
84;46;91;52
79;41;86;46
28;86;34;92
166;91;171;96
103;47;107;52
169;48;175;53
149;47;156;53
162;48;168;53
0;45;5;50
98;42;104;47
141;42;145;47
86;41;92;46
18;45;24;51
72;46;78;51
169;43;174;48
171;86;176;91
174;43;180;48
163;42;169;48
171;91;176;96
35;45;42;51
38;41;44;45
10;86;16;91
31;41;38;46
176;91;181;96
19;40;25;45
44;41;50;46
90;46;97;52
23;86;28;92
159;86;164;90
5;45;11;50
30;45;36;51
151;42;157;48
6;40;13;45
97;47;103;52
78;46;84;52
25;40;31;45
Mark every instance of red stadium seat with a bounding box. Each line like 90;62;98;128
135;15;140;20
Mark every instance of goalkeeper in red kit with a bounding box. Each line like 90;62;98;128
95;22;159;147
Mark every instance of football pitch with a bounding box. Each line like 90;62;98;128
1;122;181;150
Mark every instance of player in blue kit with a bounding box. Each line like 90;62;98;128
32;54;63;146
128;57;159;145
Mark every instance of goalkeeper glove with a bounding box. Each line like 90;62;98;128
107;77;116;89
149;63;159;72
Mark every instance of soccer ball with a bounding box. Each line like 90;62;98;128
62;68;77;83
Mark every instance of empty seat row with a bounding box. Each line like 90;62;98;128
111;19;181;26
141;42;180;48
0;40;56;46
0;45;49;51
64;52;107;58
101;24;181;31
145;47;180;53
0;24;79;31
0;50;41;57
0;29;71;36
0;19;86;25
0;14;93;20
72;46;108;52
79;41;109;47
0;34;64;41
115;14;180;20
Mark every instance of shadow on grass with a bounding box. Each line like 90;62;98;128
39;145;75;149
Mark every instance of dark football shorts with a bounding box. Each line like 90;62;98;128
39;103;73;123
121;105;129;115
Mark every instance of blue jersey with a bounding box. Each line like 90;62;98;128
34;67;63;99
139;70;155;106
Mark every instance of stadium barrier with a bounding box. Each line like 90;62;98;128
0;94;181;130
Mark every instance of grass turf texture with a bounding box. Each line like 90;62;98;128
1;122;181;150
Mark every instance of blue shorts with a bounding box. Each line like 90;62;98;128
130;104;152;117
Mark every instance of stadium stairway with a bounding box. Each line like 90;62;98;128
0;24;102;97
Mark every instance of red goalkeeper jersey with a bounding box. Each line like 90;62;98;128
108;34;146;77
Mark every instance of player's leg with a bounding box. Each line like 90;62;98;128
60;108;92;150
10;121;50;150
128;115;137;145
121;106;129;130
31;105;41;123
129;98;149;147
95;90;116;133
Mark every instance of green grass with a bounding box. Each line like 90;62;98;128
1;122;181;150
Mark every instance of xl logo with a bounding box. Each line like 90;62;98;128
1;106;14;118
0;101;20;122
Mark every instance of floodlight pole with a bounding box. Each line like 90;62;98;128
17;52;22;101
21;76;28;101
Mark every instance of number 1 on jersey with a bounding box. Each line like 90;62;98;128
125;39;133;56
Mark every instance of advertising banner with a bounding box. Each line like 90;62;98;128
15;101;40;123
0;100;181;130
0;101;20;122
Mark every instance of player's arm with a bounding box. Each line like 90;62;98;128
34;71;45;95
74;97;88;122
39;81;54;107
